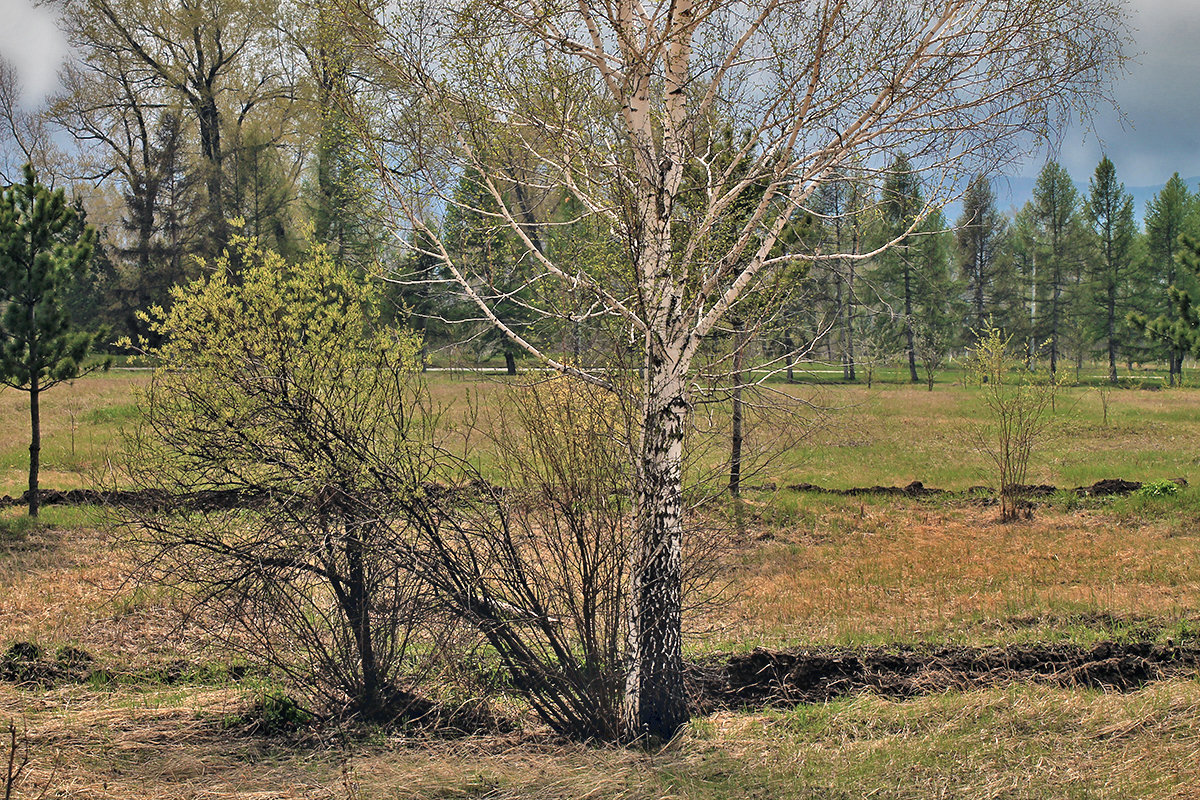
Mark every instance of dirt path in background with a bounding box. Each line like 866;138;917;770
689;641;1200;711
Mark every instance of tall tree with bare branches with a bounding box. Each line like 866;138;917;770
346;0;1126;740
72;0;293;256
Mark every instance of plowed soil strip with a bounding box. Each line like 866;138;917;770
689;641;1200;711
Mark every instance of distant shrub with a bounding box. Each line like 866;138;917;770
1136;479;1180;499
966;325;1064;522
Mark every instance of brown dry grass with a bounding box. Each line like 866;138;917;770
4;374;1200;797
0;506;206;668
701;497;1200;649
0;371;146;495
5;678;1200;798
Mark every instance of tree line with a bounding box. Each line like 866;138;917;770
0;2;1170;387
791;158;1200;387
1;0;384;345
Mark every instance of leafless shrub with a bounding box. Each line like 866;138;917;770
400;376;636;740
2;718;51;800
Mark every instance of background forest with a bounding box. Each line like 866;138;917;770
0;0;1193;384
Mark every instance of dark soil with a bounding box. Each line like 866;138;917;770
0;476;1181;511
1;641;94;686
0;487;266;512
0;480;507;512
8;638;1198;725
784;477;1187;500
687;641;1200;711
785;480;945;498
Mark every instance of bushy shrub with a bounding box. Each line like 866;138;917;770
120;238;452;720
966;325;1064;522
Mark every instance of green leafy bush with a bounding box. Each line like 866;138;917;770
1136;479;1181;499
120;237;450;721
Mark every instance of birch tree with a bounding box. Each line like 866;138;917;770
347;0;1126;741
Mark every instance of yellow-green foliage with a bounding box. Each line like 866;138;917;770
129;236;425;492
512;375;628;484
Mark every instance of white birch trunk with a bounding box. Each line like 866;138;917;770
624;330;690;740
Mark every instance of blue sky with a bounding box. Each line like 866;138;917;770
1;0;1197;186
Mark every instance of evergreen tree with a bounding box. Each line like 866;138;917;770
956;175;1010;338
1008;202;1039;359
0;166;110;516
443;167;530;374
303;0;383;270
229;122;297;256
878;155;924;382
1131;232;1200;379
1144;173;1194;383
1085;156;1139;384
1024;161;1088;374
809;170;872;378
872;156;960;382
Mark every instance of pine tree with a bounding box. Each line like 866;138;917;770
810;170;871;379
1085;156;1138;384
1144;174;1194;384
1025;161;1088;374
878;155;924;382
1131;233;1200;379
443;167;530;374
956;175;1010;338
0;166;110;516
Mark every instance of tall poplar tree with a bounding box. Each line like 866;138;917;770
0;167;109;516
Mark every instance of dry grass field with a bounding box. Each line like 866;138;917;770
2;371;1200;798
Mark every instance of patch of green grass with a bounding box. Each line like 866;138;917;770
0;512;42;544
83;402;140;426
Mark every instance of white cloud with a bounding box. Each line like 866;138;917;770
0;0;69;107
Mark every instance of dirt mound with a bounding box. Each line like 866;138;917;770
0;481;507;512
784;478;1186;500
1074;478;1142;496
785;480;945;498
0;641;95;686
1003;483;1058;498
0;487;265;511
688;641;1200;711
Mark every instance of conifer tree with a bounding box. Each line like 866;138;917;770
0;166;109;516
1085;156;1138;384
956;175;1010;338
1144;174;1194;383
878;155;924;382
1025;161;1088;374
1131;232;1200;383
443;168;529;374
